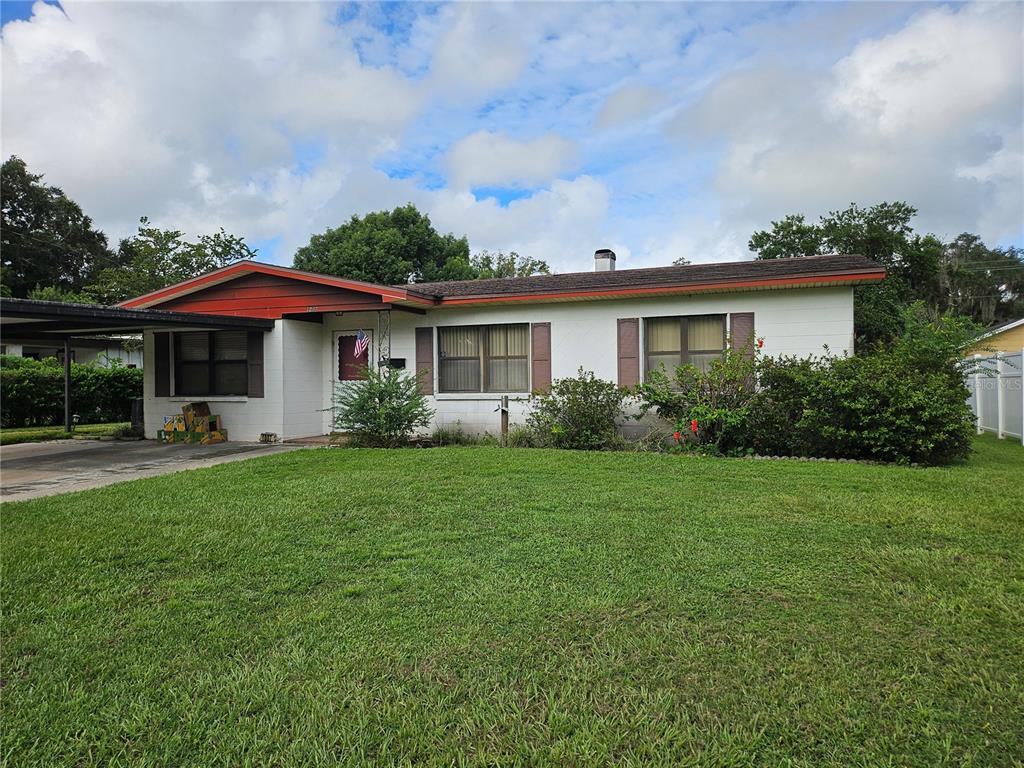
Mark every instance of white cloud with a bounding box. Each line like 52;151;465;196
595;85;665;129
667;2;1023;251
0;0;421;248
444;131;577;190
428;4;529;96
1;0;1020;278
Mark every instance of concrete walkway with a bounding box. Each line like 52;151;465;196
1;439;305;502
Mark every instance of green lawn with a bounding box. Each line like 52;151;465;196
0;422;129;446
3;437;1022;766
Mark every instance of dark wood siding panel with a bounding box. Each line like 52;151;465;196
530;322;551;393
153;332;170;397
415;327;434;395
157;273;386;317
729;313;756;359
617;318;640;387
247;331;265;398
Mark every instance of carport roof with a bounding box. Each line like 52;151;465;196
1;298;274;342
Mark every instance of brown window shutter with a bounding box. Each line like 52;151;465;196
730;313;755;359
415;327;434;395
247;331;265;398
617;318;640;387
154;332;170;397
531;322;551;393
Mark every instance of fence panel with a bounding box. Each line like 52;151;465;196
968;351;1024;444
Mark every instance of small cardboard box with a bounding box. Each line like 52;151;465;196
200;429;228;445
163;415;186;432
182;401;211;430
189;414;221;433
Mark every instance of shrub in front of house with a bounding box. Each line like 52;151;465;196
526;368;627;450
634;341;760;455
0;355;143;428
633;308;977;466
796;351;973;465
332;365;434;447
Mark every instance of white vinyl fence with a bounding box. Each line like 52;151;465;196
966;350;1023;444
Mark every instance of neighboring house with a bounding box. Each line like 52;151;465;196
119;251;886;441
964;318;1024;356
1;336;143;368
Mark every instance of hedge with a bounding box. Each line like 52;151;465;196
0;355;143;428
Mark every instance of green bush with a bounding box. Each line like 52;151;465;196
505;424;538;448
633;308;977;465
0;355;143;428
431;421;482;446
634;340;760;454
797;352;973;464
332;365;434;447
526;368;627;451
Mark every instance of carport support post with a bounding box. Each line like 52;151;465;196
63;337;71;432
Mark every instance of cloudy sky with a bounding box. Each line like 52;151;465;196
2;1;1021;273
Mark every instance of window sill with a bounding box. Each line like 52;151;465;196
167;396;249;403
434;393;531;401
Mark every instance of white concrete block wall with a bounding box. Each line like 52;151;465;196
140;287;855;441
143;325;286;442
317;286;855;437
281;320;325;440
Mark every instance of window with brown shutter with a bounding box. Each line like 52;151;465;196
437;323;529;393
643;314;726;379
173;331;250;396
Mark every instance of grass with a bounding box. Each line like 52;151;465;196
0;422;129;446
3;436;1022;766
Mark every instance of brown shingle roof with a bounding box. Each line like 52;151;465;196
404;254;884;300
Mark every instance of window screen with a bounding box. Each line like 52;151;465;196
644;315;725;378
175;331;249;396
438;324;529;393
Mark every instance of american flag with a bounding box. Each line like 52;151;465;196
353;329;370;358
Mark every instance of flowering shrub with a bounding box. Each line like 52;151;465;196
634;338;760;454
635;306;976;465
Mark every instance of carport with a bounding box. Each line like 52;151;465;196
0;298;273;431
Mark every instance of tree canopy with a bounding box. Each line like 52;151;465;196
1;156;111;298
470;250;550;279
748;202;1023;346
293;204;475;285
86;217;257;304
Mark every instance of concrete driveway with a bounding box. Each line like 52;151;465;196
1;439;303;502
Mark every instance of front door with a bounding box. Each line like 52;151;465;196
336;330;373;381
331;330;373;432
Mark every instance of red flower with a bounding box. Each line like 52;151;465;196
757;338;765;349
690;419;699;434
673;431;681;442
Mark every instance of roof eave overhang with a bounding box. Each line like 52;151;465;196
0;298;275;340
119;261;436;310
431;269;887;307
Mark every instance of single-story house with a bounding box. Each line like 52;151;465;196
964;317;1024;356
118;250;886;441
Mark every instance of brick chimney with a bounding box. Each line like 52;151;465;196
594;248;616;272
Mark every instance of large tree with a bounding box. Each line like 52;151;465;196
293;204;474;285
939;234;1024;327
86;217;257;304
1;156;112;298
746;202;996;347
470;250;549;278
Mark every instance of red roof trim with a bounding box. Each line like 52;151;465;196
119;261;435;309
434;270;887;306
121;260;885;314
